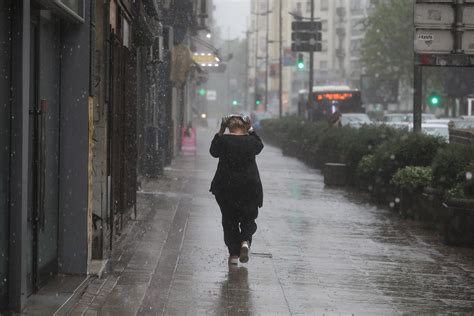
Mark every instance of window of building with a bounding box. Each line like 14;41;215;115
321;20;328;31
351;0;362;10
123;18;130;48
351;18;364;36
350;39;360;52
321;0;328;11
322;40;328;52
306;0;312;13
296;2;302;13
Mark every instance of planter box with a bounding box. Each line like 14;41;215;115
443;198;474;246
324;163;348;186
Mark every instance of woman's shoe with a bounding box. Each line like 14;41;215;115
228;256;239;265
239;241;249;263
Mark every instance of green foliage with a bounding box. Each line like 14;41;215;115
391;166;433;191
261;118;471;198
344;125;404;170
356;154;377;181
372;133;445;183
360;0;414;84
432;145;474;198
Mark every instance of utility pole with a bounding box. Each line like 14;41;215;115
264;0;270;112
254;1;260;110
413;64;422;133
279;0;283;118
308;0;314;120
245;30;250;111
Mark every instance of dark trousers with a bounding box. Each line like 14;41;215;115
215;195;258;257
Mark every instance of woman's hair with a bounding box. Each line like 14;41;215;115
227;116;246;132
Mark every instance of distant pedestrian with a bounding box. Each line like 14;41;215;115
329;110;342;128
210;115;264;265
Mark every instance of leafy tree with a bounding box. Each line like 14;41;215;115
360;0;414;85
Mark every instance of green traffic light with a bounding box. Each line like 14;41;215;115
428;93;441;107
256;100;261;105
232;100;238;106
198;88;206;96
297;62;305;70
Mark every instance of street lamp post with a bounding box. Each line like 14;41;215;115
308;0;314;119
279;0;283;118
265;0;270;112
251;5;272;111
253;5;260;110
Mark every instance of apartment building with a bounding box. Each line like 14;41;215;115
248;0;374;115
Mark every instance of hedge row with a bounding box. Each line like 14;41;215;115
261;117;474;199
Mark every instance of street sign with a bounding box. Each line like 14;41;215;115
291;21;323;53
291;32;322;42
192;52;220;66
291;21;322;31
206;90;217;101
463;30;474;53
414;3;454;27
415;53;474;66
415;29;453;54
414;0;474;56
291;42;322;53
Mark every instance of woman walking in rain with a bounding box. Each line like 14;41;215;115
210;115;264;265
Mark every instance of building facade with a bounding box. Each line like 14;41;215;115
0;0;211;312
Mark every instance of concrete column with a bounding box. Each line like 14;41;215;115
57;5;91;275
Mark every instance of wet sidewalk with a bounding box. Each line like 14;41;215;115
69;127;474;315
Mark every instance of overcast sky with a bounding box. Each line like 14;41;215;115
213;0;250;40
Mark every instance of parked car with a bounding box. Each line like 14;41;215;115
424;119;451;125
383;113;408;124
340;113;372;129
422;123;449;142
451;120;474;129
405;113;437;122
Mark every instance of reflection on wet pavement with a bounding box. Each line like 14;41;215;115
161;128;474;315
71;127;474;315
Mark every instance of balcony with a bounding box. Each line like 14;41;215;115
336;7;346;21
335;48;346;59
336;27;346;38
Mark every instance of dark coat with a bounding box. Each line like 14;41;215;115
210;131;264;207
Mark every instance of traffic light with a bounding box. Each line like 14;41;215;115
255;92;262;107
198;88;206;96
428;92;441;107
232;100;239;106
297;53;305;70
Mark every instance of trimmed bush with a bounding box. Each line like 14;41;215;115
432;144;474;198
356;154;377;182
391;166;433;192
372;133;445;184
261;117;471;199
